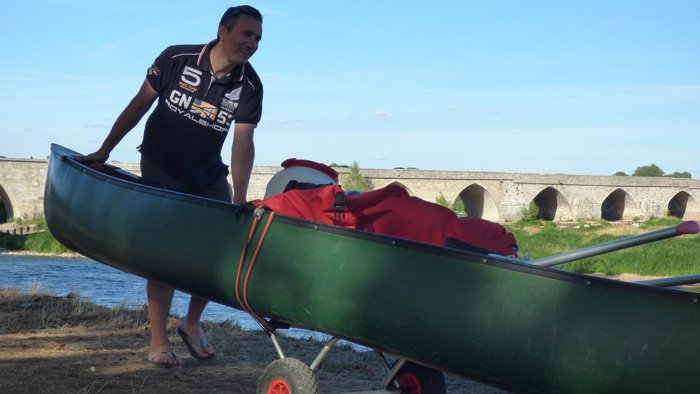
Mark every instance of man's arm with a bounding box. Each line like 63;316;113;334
79;78;159;166
230;123;256;204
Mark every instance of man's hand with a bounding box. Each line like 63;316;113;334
76;150;109;171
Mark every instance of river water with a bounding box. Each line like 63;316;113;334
0;253;323;340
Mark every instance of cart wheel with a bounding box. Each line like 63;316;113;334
257;357;318;394
392;361;446;394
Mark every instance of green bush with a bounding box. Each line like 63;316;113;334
0;233;24;249
435;193;450;208
451;199;467;216
517;202;540;224
22;230;71;254
0;215;71;254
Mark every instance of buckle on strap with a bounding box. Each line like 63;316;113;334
253;206;265;219
333;192;345;219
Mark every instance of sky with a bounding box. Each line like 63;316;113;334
1;0;699;177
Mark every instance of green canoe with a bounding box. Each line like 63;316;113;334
44;144;700;393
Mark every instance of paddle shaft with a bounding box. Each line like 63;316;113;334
634;273;700;287
531;221;699;267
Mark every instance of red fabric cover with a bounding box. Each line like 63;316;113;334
252;184;518;256
281;158;339;182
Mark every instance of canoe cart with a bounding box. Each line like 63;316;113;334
44;144;700;393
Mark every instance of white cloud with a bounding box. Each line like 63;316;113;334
267;118;307;126
84;122;110;129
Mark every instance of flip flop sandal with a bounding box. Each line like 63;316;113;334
178;326;215;360
146;350;184;367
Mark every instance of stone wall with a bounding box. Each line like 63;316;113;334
0;158;48;220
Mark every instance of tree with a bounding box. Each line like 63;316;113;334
622;164;692;178
435;193;450;208
451;198;467;217
666;171;692;179
633;164;664;177
340;161;371;192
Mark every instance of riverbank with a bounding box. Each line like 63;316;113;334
0;288;504;393
0;248;81;258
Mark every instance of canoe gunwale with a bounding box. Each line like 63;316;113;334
55;144;241;213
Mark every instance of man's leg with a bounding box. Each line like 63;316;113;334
178;295;216;358
146;280;182;365
176;174;228;359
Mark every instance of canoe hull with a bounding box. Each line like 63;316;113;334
44;144;700;393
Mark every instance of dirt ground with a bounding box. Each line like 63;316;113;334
0;288;506;393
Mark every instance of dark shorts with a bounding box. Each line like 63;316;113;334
140;156;232;203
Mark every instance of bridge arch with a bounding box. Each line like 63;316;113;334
453;184;499;222
0;186;12;223
386;181;412;195
532;187;573;221
668;191;700;220
601;188;639;221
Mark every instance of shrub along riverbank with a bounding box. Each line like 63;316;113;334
0;216;70;254
2;216;698;276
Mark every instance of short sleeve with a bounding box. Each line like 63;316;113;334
235;78;263;124
236;85;263;124
146;47;173;94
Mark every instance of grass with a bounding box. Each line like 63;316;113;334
0;287;149;331
0;215;71;254
506;217;700;276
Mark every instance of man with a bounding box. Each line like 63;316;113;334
79;5;263;366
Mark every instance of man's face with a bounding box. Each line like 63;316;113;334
219;14;263;65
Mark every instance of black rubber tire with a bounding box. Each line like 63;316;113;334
257;357;319;394
390;361;447;394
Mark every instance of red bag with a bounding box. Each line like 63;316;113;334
252;184;518;256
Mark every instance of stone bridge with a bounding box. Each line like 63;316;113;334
2;157;699;224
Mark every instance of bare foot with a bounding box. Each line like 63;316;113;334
146;348;184;367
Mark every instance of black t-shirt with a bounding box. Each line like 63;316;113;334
140;41;263;192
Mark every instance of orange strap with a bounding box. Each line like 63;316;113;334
235;208;276;333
